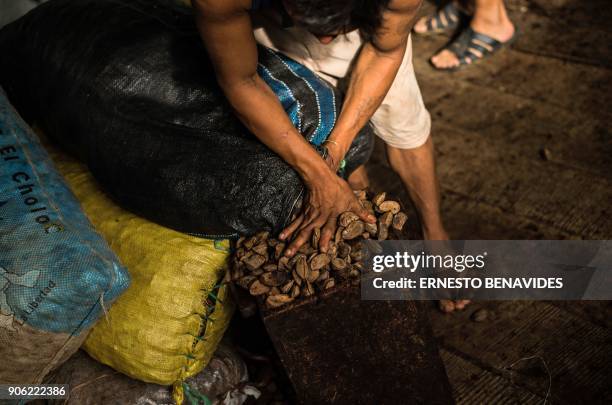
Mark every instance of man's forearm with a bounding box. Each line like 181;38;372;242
327;42;406;156
221;73;331;183
326;0;422;160
192;0;331;185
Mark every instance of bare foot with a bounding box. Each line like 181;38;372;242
412;17;428;35
430;9;515;69
423;229;473;313
414;12;446;35
430;48;463;70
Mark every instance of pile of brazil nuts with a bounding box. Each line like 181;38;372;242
229;191;408;309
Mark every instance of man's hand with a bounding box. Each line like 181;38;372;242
279;171;375;257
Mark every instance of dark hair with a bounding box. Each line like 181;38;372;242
284;0;391;40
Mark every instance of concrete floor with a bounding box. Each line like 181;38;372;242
366;1;611;403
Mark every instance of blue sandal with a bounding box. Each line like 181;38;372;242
432;26;518;70
415;2;465;36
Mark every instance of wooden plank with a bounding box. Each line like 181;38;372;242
440;349;544;405
436;191;573;240
429;301;612;403
548;300;612;330
415;75;612;181
506;0;612;68
385;65;612;236
261;286;454;404
431;122;612;238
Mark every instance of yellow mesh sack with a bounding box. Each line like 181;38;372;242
49;148;234;404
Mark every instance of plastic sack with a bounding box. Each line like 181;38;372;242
0;0;47;28
0;88;129;384
48;146;235;404
45;344;255;405
0;0;375;238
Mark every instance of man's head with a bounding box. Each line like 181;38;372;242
282;0;391;44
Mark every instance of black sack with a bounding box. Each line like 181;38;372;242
0;0;374;238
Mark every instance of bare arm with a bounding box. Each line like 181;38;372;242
192;0;373;254
193;0;325;183
325;0;423;167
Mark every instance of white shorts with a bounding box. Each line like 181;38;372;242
254;18;431;149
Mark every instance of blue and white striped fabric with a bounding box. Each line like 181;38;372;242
257;46;337;146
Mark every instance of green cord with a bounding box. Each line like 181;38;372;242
183;382;212;405
213;239;230;252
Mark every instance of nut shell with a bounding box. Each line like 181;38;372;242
392;212;408;231
266;294;293;308
378;200;401;214
380;211;394;227
244;253;266;271
339;211;360;227
342;221;365;240
310;253;331;271
372;192;386;206
260;271;288;287
252;242;268;256
295;256;309;280
323;278;335;290
331;257;348;271
249;280;270;296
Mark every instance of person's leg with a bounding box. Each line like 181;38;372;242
385;143;472;312
470;0;514;40
368;35;447;239
372;37;471;312
386;138;447;239
347;165;370;190
431;0;515;69
384;144;471;312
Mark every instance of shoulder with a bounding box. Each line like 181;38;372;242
370;0;421;51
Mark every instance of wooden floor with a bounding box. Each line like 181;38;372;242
366;1;612;403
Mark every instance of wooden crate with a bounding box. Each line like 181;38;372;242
260;285;454;405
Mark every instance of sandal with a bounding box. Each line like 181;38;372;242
431;26;518;71
414;2;464;36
